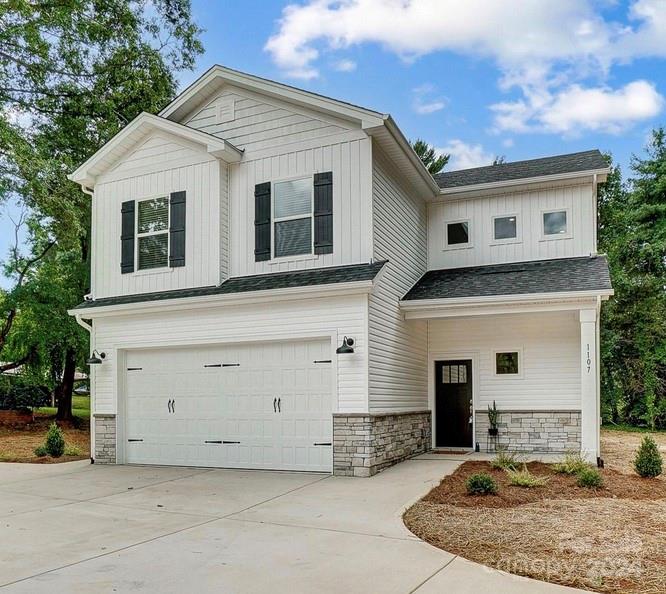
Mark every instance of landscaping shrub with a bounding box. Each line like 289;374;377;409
34;445;48;457
576;467;604;488
44;423;65;457
64;445;82;457
490;447;520;471
633;435;663;478
466;472;498;495
553;451;589;475
506;464;548;488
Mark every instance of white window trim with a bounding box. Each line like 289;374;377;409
443;218;473;250
135;195;170;272
271;175;315;260
492;348;524;379
540;207;572;241
490;213;521;245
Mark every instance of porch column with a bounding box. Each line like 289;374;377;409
580;308;599;462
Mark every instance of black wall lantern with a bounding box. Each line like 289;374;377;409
86;350;106;365
336;336;355;354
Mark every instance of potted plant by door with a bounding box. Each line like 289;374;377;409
487;400;499;436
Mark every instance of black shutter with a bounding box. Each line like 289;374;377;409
314;171;333;255
254;182;271;262
169;191;186;268
120;200;135;274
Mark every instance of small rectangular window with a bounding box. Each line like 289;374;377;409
137;197;169;270
543;210;568;236
443;364;467;384
495;352;519;375
273;177;313;258
493;215;517;240
446;221;470;246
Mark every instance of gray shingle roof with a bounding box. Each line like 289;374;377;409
74;261;386;309
434;150;608;189
402;256;612;301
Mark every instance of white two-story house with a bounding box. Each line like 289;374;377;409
68;65;612;477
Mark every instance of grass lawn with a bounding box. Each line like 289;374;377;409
0;395;90;463
404;429;666;594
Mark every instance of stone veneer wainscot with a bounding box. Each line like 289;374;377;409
333;411;431;477
93;413;116;463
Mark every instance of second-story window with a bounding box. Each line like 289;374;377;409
137;197;169;270
542;209;569;238
446;220;471;248
273;178;313;258
493;215;517;241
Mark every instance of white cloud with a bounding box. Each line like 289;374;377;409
333;59;357;72
437;140;494;170
492;80;664;135
412;84;447;115
502;138;514;148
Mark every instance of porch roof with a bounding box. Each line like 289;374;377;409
402;256;612;303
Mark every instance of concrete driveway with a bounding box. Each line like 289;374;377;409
0;457;580;593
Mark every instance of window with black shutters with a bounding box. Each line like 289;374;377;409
273;177;313;258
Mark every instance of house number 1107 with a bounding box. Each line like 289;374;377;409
585;343;591;373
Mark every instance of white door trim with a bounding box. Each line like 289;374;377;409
428;350;479;450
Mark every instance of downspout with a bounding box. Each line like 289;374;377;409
596;295;602;465
75;315;95;463
592;173;598;255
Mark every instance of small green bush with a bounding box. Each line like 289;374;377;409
553;451;589;475
490;447;520;471
44;422;65;458
633;435;663;478
466;472;498;495
34;444;48;457
506;464;548;488
576;467;604;488
64;445;82;456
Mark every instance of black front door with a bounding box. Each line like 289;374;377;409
435;360;473;448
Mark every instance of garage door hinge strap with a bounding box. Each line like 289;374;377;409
127;367;142;371
222;363;240;367
223;440;241;444
313;442;332;446
314;360;332;364
204;364;221;368
128;438;143;442
204;440;223;444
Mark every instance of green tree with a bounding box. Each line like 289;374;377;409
0;1;203;420
599;131;666;429
410;139;449;175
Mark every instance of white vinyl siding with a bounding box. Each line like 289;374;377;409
429;311;581;410
229;136;373;275
185;85;350;154
368;148;428;411
428;181;596;269
93;132;222;299
89;294;369;416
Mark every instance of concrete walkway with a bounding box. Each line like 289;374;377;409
0;457;581;593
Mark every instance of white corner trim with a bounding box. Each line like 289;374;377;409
67;279;375;319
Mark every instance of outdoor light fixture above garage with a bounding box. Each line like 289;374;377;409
336;336;355;354
86;350;106;365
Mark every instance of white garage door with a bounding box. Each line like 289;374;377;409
123;339;333;472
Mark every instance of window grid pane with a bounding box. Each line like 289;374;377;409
274;178;312;219
442;364;467;384
275;217;312;257
494;216;517;240
543;211;567;235
447;222;469;245
138;197;168;234
138;234;168;270
496;352;519;375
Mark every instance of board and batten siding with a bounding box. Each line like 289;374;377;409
429;311;582;410
428;181;596;270
228;136;373;276
185;85;351;154
368;149;428;411
90;294;369;415
93;132;224;299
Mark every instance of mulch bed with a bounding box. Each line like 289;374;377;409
404;459;666;594
0;415;89;463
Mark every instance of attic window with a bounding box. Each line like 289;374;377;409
217;98;235;124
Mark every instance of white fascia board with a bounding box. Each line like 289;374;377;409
68;112;242;187
160;65;386;128
400;289;614;317
67;279;375;319
438;168;611;198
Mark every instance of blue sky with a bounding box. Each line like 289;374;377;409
2;0;666;287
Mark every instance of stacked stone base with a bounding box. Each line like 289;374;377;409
475;410;581;453
333;411;431;477
93;414;116;463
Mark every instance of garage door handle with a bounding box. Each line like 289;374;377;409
313;442;331;446
277;397;281;412
273;398;277;412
